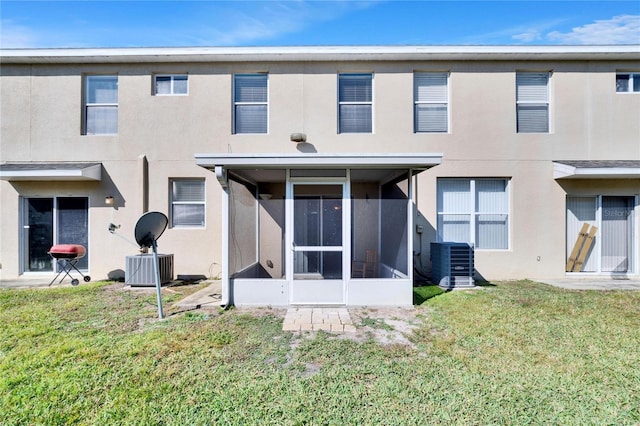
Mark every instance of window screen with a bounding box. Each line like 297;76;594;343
414;72;448;133
234;74;268;134
339;74;372;133
155;75;188;95
84;75;118;135
171;179;205;227
616;73;640;93
437;178;509;249
516;72;549;133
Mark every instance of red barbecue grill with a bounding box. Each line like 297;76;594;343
48;244;91;286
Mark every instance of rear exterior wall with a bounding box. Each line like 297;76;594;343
1;59;639;280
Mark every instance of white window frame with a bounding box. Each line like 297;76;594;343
154;74;188;96
338;73;373;134
616;72;640;93
170;179;206;228
233;73;268;134
414;72;449;133
83;75;118;135
437;178;510;250
516;71;550;134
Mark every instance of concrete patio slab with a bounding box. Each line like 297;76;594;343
172;281;222;309
0;277;62;289
538;277;640;290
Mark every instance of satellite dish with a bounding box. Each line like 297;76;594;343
134;211;168;248
133;211;169;319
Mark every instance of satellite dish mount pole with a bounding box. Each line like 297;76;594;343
151;238;164;319
134;211;169;321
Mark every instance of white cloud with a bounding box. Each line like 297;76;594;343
512;29;542;43
547;15;640;44
463;18;567;45
196;1;380;46
0;19;38;48
0;1;384;48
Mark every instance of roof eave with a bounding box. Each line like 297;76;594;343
2;45;639;64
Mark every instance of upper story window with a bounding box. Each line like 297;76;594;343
437;178;510;250
414;72;449;133
338;73;372;133
84;75;118;135
170;179;205;228
516;72;549;133
233;73;268;134
154;74;188;95
616;72;640;93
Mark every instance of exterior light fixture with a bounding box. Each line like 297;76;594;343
290;133;307;143
105;196;114;205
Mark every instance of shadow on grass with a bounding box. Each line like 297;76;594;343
413;281;499;305
413;285;445;305
474;281;497;287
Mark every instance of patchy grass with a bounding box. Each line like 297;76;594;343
1;280;639;424
359;316;395;331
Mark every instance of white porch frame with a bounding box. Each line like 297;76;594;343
196;153;442;307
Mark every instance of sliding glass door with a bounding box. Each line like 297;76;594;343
566;196;635;274
22;197;89;272
601;197;634;273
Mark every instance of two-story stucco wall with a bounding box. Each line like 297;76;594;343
1;47;639;283
0;63;227;279
415;61;640;279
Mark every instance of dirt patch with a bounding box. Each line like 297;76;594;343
235;306;289;319
102;282;126;292
347;307;421;348
278;306;423;348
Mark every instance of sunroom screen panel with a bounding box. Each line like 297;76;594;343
229;179;257;276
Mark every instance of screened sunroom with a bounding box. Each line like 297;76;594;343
196;153;442;307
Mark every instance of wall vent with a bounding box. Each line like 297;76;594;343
125;254;174;287
430;242;475;290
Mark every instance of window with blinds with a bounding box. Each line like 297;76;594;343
414;72;449;133
338;73;372;133
171;179;205;227
234;74;268;134
516;72;549;133
437;178;509;249
84;75;118;135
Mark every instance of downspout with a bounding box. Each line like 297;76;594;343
138;154;149;213
215;166;231;308
407;169;414;286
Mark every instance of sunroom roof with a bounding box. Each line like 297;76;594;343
195;153;443;170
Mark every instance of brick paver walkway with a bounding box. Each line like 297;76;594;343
283;307;356;333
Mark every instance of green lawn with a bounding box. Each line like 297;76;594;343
1;281;639;425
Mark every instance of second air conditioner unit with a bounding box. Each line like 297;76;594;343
430;242;475;290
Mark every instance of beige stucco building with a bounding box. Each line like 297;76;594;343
1;46;639;306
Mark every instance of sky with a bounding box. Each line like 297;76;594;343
1;0;639;49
